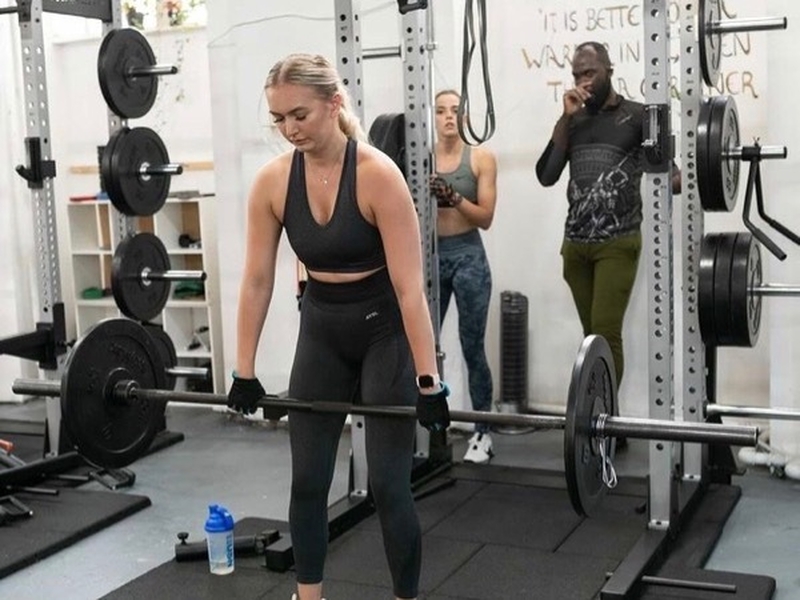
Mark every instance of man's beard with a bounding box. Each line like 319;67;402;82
584;78;611;114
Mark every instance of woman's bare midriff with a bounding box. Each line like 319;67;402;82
307;265;385;284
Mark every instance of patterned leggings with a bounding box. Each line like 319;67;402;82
438;229;493;433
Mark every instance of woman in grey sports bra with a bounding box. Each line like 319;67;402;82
430;90;499;465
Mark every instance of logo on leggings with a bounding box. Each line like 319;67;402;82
365;310;379;320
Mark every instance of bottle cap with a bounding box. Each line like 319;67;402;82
204;504;235;533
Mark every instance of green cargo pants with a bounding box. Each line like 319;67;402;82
560;231;642;386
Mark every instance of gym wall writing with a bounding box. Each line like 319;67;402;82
518;0;766;104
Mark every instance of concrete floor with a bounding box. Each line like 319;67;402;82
0;399;799;600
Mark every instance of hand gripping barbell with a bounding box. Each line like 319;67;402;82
11;319;759;517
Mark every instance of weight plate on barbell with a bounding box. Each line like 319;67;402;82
61;318;167;469
108;126;173;216
564;334;617;518
730;232;762;348
699;0;722;87
98;28;158;119
144;323;178;390
699;233;722;346
112;232;172;322
698;95;740;212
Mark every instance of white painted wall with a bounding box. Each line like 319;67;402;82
1;0;798;452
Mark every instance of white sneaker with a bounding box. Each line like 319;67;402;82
463;432;494;464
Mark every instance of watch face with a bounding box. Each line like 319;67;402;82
417;375;436;388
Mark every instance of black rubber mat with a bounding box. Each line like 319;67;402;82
101;468;775;600
0;488;151;579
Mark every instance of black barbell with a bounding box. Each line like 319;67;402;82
11;319;759;517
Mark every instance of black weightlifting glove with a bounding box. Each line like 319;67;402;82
430;175;461;208
227;376;264;415
416;383;451;432
228;376;288;420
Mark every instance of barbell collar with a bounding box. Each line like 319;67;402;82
706;403;800;421
597;416;758;447
140;269;208;283
722;145;787;161
139;163;184;177
127;65;179;78
750;284;800;297
709;16;787;35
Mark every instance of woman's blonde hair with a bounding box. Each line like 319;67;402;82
265;53;367;142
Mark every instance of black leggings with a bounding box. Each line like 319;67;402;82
287;269;421;599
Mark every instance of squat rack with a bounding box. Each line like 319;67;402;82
0;0;123;457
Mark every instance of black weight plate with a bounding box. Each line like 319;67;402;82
713;232;737;346
730;232;762;347
61;318;167;468
716;96;740;211
144;324;177;390
696;97;716;211
698;233;722;345
699;0;722;87
112;232;171;322
98;28;158;119
698;96;740;212
564;334;617;517
100;127;126;207
109;126;172;217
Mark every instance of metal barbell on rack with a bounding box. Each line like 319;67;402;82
98;28;179;119
697;95;787;212
699;0;788;88
112;232;207;322
101;126;184;217
11;319;759;517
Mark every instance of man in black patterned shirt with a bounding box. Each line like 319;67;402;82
536;41;680;407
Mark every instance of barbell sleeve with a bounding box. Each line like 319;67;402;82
595;416;756;446
127;65;179;78
10;378;758;448
709;16;787;35
706;403;800;421
140;269;208;283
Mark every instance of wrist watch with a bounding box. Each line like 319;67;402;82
416;374;441;389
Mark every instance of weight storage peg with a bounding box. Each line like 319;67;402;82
98;28;178;119
699;0;787;88
143;324;209;391
697;95;786;212
112;232;206;322
11;318;759;518
101;127;183;217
